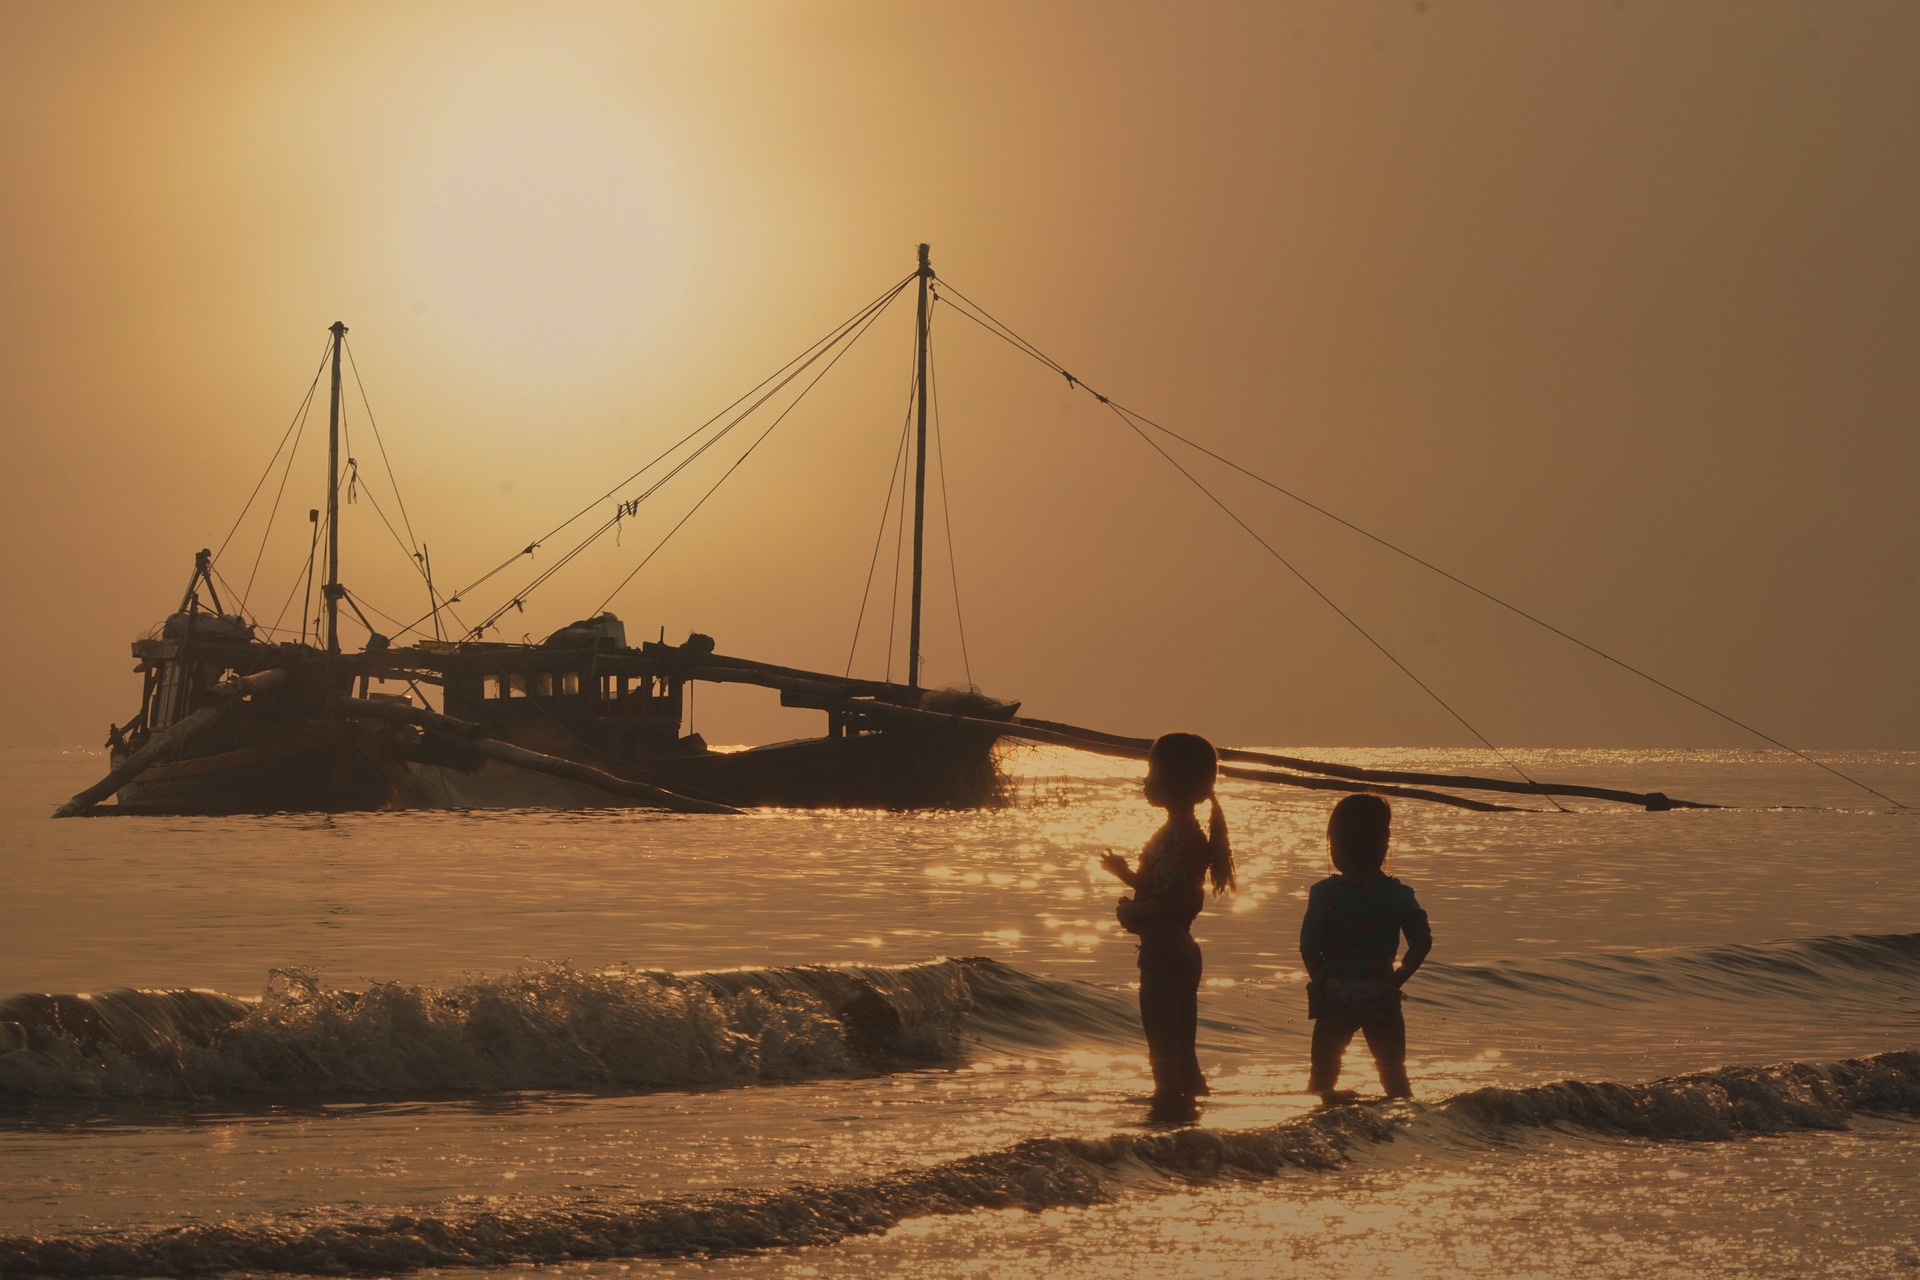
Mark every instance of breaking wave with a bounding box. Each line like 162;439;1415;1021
4;1051;1915;1277
0;958;1133;1102
5;931;1914;1103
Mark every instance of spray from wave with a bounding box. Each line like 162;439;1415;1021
3;1051;1915;1277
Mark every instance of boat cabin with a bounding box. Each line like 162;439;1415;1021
436;613;690;762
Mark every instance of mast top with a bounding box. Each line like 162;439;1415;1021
917;243;931;277
330;321;347;337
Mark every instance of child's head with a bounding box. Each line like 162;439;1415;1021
1328;793;1391;875
1144;733;1217;809
1146;732;1236;895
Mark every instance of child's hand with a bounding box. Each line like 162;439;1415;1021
1098;850;1131;880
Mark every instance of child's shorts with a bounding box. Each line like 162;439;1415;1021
1309;977;1401;1019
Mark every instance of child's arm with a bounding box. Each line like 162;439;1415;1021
1393;934;1431;987
1300;889;1329;1016
1393;904;1433;988
1299;885;1326;978
1116;882;1202;930
1098;850;1139;888
1300;951;1325;1019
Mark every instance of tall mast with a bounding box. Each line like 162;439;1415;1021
907;244;932;691
324;321;346;654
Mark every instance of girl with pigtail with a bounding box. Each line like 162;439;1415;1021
1100;732;1236;1113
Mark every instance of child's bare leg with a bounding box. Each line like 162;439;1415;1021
1139;965;1189;1100
1360;1007;1411;1097
1178;954;1207;1096
1308;1009;1361;1093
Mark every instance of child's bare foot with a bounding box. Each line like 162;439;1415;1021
1146;1092;1200;1125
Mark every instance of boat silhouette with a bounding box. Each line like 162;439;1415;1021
64;244;1878;818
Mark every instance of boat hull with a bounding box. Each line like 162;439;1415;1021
394;727;1003;811
112;721;394;815
106;716;1000;815
656;727;1003;810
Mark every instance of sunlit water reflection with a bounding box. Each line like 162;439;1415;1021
2;745;1915;1275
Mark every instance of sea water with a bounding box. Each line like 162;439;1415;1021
2;745;1916;1278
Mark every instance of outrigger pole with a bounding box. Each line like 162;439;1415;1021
907;244;932;691
324;321;347;654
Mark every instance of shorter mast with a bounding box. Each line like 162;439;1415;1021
324;321;346;654
907;244;932;691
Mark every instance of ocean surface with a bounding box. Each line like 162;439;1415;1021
2;744;1916;1278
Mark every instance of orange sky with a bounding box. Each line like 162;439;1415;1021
3;1;1915;750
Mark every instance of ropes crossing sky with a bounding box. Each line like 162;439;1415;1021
583;284;908;621
200;264;1903;811
457;274;916;639
930;277;1905;811
845;314;926;680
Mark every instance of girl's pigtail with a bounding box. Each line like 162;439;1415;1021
1206;795;1236;896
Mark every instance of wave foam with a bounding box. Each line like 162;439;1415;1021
0;956;1145;1102
0;960;993;1101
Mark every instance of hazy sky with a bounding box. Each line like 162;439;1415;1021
3;1;1915;752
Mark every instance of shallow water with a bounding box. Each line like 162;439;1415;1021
2;744;1916;1276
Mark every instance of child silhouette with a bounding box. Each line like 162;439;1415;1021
1300;793;1432;1099
1101;732;1236;1116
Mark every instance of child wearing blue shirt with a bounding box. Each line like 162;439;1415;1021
1300;793;1432;1098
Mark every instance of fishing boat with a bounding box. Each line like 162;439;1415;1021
69;246;1856;820
94;568;1017;816
69;250;1027;816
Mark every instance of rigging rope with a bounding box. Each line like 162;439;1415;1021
932;278;1906;811
401;271;918;638
1109;396;1565;810
884;383;911;684
588;286;907;620
208;565;255;628
343;339;422;554
469;286;902;637
237;376;318;616
1122;411;1912;811
343;337;470;637
267;514;320;640
339;459;473;641
845;334;922;678
344;587;421;639
928;301;975;689
931;280;1559;804
213;337;331;565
